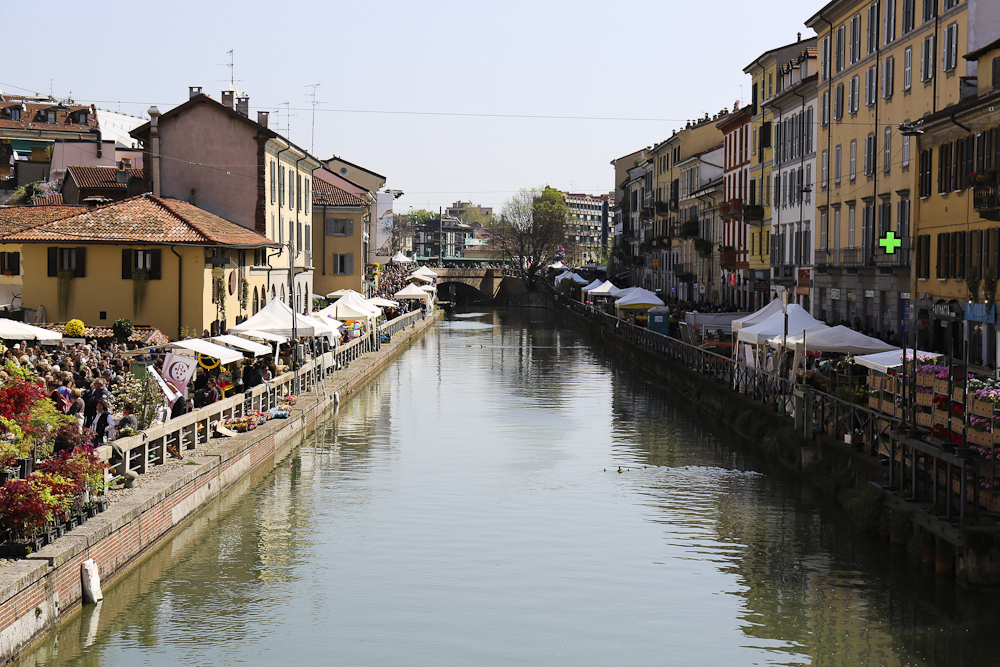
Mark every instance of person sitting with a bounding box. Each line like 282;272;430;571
87;399;114;445
117;401;138;433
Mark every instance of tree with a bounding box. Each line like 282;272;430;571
391;209;436;256
491;187;566;288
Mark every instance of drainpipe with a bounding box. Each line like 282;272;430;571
170;246;182;340
148;107;160;197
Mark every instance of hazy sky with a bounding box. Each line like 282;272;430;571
3;0;820;215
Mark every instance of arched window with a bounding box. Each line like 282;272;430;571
280;285;285;304
271;285;276;302
253;286;259;314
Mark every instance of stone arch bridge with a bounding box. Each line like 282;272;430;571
430;267;526;302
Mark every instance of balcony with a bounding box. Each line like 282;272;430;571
743;204;765;224
674;263;695;280
837;247;863;267
814;249;831;268
874;244;910;268
643;191;653;209
719;250;749;270
974;182;1000;221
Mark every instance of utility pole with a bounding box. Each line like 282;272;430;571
439;206;443;264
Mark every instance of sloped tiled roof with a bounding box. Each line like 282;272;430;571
0;205;87;235
3;195;278;247
313;176;366;207
32;194;64;205
0;95;99;133
66;165;145;190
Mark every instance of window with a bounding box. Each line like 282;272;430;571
805;108;813;154
943;0;958;8
885;126;893;173
0;252;19;276
834;84;845;120
326;218;354;236
865;134;876;176
904;46;913;90
851;76;861;113
902;0;915;33
938;141;953;192
835;145;843;184
822;149;829;187
821;212;828;248
305;180;310;215
834;209;842;248
836;25;847;72
270;161;276;203
897;197;911;239
848;207;857;247
805;165;812;203
866;65;877;106
46;110;56;124
868;3;880;54
902;132;911;168
851;14;862;64
879;200;892;235
288;172;294;210
884;0;896;44
920;34;935;82
121;249;162;280
916;234;930;278
279;166;285;207
850;139;858;180
822;35;831;80
923;0;936;23
46;248;86;278
332;253;354;275
943;22;958;72
993;57;1000;90
882;56;895;98
821;90;830;126
919;148;933;197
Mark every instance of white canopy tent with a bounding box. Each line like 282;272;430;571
230;298;317;338
736;304;827;345
731;298;784;333
306;315;339;342
394;283;431;301
391;251;414;264
336;292;382;317
856;349;941;373
765;325;896;354
326;288;365;299
171;339;244;365
211;334;272;357
588;281;622;297
411;266;438;279
233;329;287;344
615;288;664;309
0;320;62;341
548;260;566;270
408;272;434;284
581;279;604;292
368;297;399;308
685;312;744;333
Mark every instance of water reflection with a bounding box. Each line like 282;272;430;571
14;307;995;666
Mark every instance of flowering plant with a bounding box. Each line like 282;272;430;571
65;319;85;337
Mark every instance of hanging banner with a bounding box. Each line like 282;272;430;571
161;352;198;403
966;302;996;324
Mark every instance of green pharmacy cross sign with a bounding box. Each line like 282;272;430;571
879;231;902;254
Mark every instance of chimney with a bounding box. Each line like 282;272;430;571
797;32;802;42
257;111;270;128
148;106;161;197
221;91;234;108
236;96;249;116
120;157;131;169
189;86;203;99
116;161;127;185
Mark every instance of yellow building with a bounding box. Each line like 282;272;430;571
911;36;1000;363
745;36;817;310
0;205;86;310
3;194;277;338
805;0;988;336
311;168;373;297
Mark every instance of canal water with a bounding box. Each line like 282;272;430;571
15;308;995;666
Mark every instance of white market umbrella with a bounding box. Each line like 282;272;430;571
548;260;566;270
326;288;365;299
0;320;62;341
615;288;664;309
736;304;826;345
731;298;784;333
409;273;434;284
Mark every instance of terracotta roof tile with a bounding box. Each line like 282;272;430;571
32;194;64;205
0;205;87;235
313;177;367;207
66;165;145;190
3;195;278;247
0;96;98;134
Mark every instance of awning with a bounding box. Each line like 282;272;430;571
233;329;287;344
211;334;272;357
171;339;244;364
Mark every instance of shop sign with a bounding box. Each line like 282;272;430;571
901;292;910;299
754;281;769;292
729;274;737;287
864;290;875;298
797;269;810;287
795;286;810;295
830;288;841;299
966;302;996;323
932;303;953;318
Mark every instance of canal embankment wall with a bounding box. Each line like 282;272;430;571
546;296;1000;585
0;311;441;664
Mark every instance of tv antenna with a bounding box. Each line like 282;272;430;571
216;49;242;90
305;83;323;154
277;101;296;137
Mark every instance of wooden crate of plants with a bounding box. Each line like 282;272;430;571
933;378;950;394
917;372;935;387
971;399;995;417
916;411;933;427
868;396;880;410
933;409;950;426
969;429;993;447
916;391;934;407
953;386;965;403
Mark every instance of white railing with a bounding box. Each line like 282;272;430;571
111;308;429;476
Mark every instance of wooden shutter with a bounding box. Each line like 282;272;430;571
47;247;58;277
122;249;132;279
74;248;86;278
150;249;162;280
345;253;354;275
346;220;354;236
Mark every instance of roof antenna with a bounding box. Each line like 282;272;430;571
305;83;322;154
216;49;242;92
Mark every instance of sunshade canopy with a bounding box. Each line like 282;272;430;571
0;320;62;341
369;297;399;308
394;283;430;300
588;280;621;297
411;266;438;278
615;288;664;309
855;349;941;373
548;260;566;270
391;251;414;263
316;300;377;322
736;304;827;345
766;325;895;354
234;329;287;343
211;334;272;357
408;273;434;284
581;279;604;292
731;298;784;332
230;298;317;337
172;339;244;365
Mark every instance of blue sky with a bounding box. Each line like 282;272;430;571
3;0;821;215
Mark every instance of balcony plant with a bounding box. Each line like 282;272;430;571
966;168;1000;188
694;238;714;257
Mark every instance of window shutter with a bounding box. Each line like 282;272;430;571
347;220;354;236
150;249;162;280
345;253;354;275
74;248;86;278
47;247;58;277
122;249;132;279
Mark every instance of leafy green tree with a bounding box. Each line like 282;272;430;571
491;187;566;288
